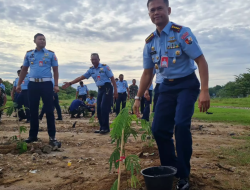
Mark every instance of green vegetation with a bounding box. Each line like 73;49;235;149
216;136;250;167
209;69;250;98
193;103;250;126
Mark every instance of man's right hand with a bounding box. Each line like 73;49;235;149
133;99;141;118
16;85;21;93
62;82;71;89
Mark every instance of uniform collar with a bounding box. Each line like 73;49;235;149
154;21;172;36
34;48;47;52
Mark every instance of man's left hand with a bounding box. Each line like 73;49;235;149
114;91;118;99
198;90;210;112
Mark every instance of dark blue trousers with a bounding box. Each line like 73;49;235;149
78;94;87;102
116;92;127;116
152;73;200;179
40;93;62;119
97;83;113;131
142;90;152;121
153;84;160;112
17;90;30;121
28;81;55;138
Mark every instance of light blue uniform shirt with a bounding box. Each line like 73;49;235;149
13;78;19;87
86;98;96;105
0;83;5;91
77;85;89;95
21;74;30;90
149;84;153;91
117;80;128;93
143;22;203;79
83;63;114;87
154;68;164;84
23;48;58;78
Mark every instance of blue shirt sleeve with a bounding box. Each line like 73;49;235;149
83;69;91;79
178;27;203;60
86;86;89;91
125;81;128;88
104;65;114;78
143;43;154;69
23;52;30;67
51;53;58;67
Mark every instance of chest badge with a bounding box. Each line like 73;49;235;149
176;50;181;56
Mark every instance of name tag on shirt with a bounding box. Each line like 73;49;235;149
39;61;43;67
97;76;100;81
161;56;169;68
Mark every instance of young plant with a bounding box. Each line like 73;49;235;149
140;112;155;147
109;107;141;189
1;103;28;154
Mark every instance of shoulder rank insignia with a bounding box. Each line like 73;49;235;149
90;66;94;69
145;33;154;44
171;24;182;33
27;50;32;52
48;50;54;53
102;64;107;66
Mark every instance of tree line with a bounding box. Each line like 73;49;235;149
209;69;250;98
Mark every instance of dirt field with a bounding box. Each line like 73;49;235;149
0;113;250;190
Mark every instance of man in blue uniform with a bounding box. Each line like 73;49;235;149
39;78;62;121
69;98;87;118
62;53;118;134
0;88;7;123
0;79;5;91
16;33;61;147
86;93;96;116
11;70;21;116
116;74;129;116
141;84;153;121
76;81;89;101
133;0;210;189
16;71;30;123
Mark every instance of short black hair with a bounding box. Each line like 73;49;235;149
91;53;100;59
132;79;136;81
90;93;94;97
115;78;118;80
147;0;169;7
119;74;124;77
34;33;45;40
80;81;83;84
17;70;21;73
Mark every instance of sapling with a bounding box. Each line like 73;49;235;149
140;112;155;147
109;107;141;189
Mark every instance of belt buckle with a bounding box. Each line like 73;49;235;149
35;78;39;82
99;86;101;89
169;79;174;82
41;78;43;82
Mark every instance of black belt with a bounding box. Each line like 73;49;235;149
156;83;160;87
118;92;126;94
98;82;111;89
163;72;196;83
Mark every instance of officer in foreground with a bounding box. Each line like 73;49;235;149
62;53;118;134
76;81;89;101
116;74;129;116
17;33;61;147
133;0;210;189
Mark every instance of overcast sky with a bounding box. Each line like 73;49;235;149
0;0;249;90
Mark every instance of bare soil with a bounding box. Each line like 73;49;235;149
0;114;250;190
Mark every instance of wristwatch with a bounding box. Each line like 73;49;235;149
135;96;142;100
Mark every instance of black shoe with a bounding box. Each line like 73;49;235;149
100;130;110;135
49;137;61;148
56;118;63;121
94;130;100;133
76;115;80;118
19;118;24;122
176;178;190;190
71;115;76;118
24;137;38;143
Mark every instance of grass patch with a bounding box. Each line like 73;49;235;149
210;97;250;108
216;137;250;167
193;103;250;126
